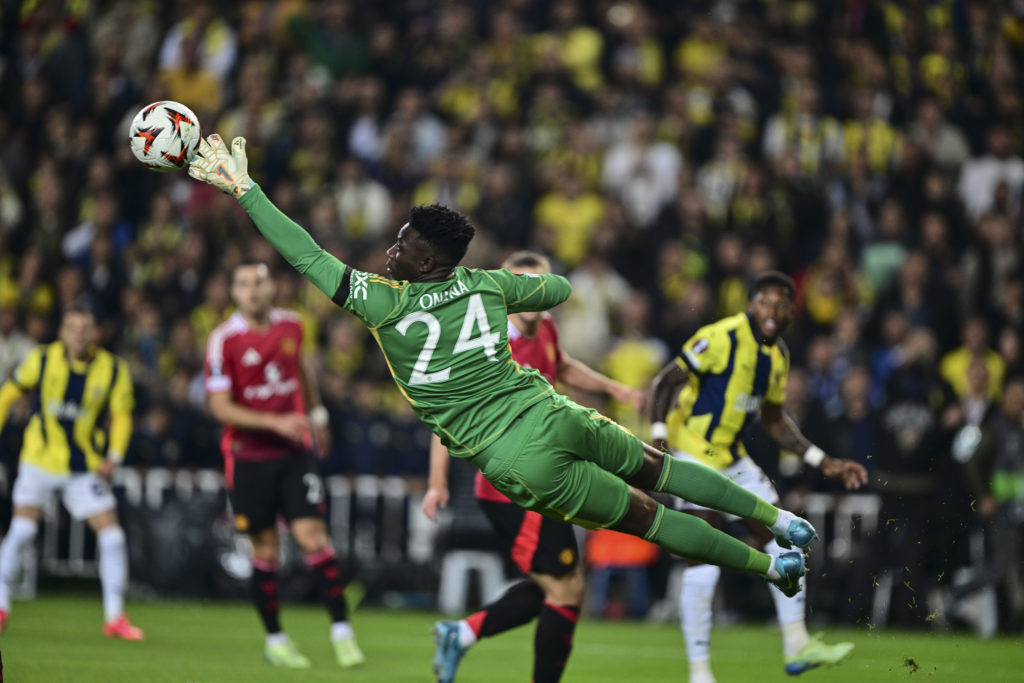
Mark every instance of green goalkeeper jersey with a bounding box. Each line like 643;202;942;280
238;186;572;456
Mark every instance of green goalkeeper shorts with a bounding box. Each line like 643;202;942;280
469;392;645;529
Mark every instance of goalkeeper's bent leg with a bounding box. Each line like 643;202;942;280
653;453;781;528
640;503;771;575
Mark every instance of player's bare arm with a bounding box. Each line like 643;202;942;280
298;355;330;458
207;390;309;442
649;361;689;450
558;352;645;411
422;434;451;522
760;402;868;490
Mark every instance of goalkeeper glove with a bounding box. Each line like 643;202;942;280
188;134;253;198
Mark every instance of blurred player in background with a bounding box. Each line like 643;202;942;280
204;258;364;669
650;272;867;682
423;250;645;683
0;303;142;639
190;134;819;677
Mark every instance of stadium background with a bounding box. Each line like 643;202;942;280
0;0;1022;641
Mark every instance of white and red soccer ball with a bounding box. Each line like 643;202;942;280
128;101;201;172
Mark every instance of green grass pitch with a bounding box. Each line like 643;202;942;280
2;594;1023;681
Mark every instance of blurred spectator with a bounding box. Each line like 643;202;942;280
958;125;1024;222
0;301;32;381
941;316;1006;401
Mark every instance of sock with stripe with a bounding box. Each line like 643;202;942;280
462;579;545;646
251;558;282;634
643;504;771;575
680;564;720;670
654;454;779;527
305;546;349;626
533;602;579;683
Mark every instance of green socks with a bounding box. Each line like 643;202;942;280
654;454;779;526
642;504;771;575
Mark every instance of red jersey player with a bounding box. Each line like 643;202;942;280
204;259;364;669
423;251;644;683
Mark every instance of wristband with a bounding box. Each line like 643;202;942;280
309;405;329;428
107;451;125;464
803;445;825;468
651;421;668;441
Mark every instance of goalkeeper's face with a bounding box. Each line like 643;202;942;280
232;263;275;319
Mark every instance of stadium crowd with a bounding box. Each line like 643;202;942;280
1;0;1023;630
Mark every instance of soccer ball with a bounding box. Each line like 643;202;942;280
128;101;201;172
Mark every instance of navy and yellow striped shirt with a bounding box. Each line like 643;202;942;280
667;313;789;469
0;341;133;474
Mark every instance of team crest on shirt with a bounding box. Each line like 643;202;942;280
241;348;262;367
234;514;249;531
692;338;710;355
559;549;576;565
281;337;296;355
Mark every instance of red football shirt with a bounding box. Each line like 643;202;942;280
204;309;309;467
474;315;562;502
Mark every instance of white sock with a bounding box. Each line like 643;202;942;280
680;564;720;667
688;658;716;683
266;632;290;647
764;540;808;657
97;526;127;622
457;619;477;648
0;517;37;612
769;509;798;537
331;621;354;641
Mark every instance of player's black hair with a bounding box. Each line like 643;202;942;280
502;250;551;272
408;204;475;266
232;257;272;281
749;270;795;300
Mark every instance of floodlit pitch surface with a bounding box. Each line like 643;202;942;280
2;594;1022;681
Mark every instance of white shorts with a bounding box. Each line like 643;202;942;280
12;464;117;520
672;450;778;521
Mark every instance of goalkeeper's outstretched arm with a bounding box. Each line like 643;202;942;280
188;134;346;300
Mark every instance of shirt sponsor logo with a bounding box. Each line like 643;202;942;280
241;361;299;401
734;392;763;413
241;348;262;367
352;271;369;300
419;280;469;309
48;400;81;420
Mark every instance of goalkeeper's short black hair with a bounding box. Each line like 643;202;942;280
409;204;475;266
750;270;796;300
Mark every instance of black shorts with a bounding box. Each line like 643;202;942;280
228;454;326;534
478;499;579;577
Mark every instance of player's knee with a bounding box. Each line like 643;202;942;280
627;447;664;490
612;490;659;537
96;525;126;552
556;571;585;604
6;516;38;544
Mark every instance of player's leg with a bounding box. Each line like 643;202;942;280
480;400;804;590
233;459;309;668
434;503;581;683
530;567;584;683
434;502;544;676
677;511;724;683
625;443;815;549
68;470;143;640
284;455;364;669
0;464;57;628
0;504;41;631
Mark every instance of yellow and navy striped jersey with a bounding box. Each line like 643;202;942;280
667;313;789;469
0;341;133;475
